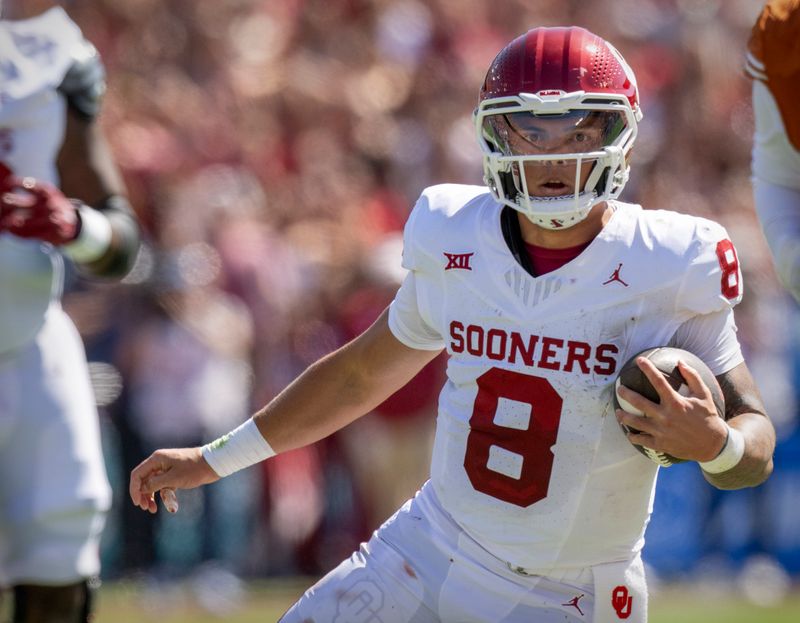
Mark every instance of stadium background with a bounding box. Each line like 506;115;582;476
34;0;800;620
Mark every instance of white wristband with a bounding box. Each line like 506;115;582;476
699;423;745;474
201;418;276;478
63;204;113;263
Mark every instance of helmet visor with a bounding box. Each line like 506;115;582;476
483;110;628;157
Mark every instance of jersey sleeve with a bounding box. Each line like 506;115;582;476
388;191;447;350
675;220;743;316
398;195;423;272
388;272;446;350
668;308;744;376
57;39;106;120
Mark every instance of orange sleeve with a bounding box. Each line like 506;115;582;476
746;0;800;150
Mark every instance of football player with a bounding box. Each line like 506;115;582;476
0;1;140;621
130;27;775;622
746;0;800;303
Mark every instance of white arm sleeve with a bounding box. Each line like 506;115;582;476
388;271;446;351
751;81;800;190
753;178;800;303
668;308;744;376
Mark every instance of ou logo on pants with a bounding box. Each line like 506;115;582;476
612;585;633;619
334;579;385;623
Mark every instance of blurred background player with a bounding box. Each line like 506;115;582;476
746;0;800;303
0;1;140;621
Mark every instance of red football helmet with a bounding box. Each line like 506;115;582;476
474;27;642;229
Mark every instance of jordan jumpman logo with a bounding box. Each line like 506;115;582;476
603;263;629;287
562;593;585;616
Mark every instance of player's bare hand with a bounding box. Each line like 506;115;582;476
129;447;219;514
615;358;728;462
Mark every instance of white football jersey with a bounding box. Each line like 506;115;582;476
388;184;744;571
0;7;84;355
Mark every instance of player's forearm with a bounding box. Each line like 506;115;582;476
251;311;440;454
199;344;391;479
73;200;140;278
252;344;396;453
753;180;800;302
207;311;440;473
701;412;775;490
58;110;141;278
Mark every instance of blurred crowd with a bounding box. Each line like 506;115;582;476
57;0;799;588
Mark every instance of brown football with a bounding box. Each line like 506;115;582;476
613;347;725;466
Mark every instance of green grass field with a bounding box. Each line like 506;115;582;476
94;578;306;622
85;580;800;623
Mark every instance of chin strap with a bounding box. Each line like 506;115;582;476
500;207;536;277
515;190;598;230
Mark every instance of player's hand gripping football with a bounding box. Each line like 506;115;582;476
0;163;80;244
615;357;729;462
129;447;220;514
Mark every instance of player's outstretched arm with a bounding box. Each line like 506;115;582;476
130;308;442;512
617;359;775;490
250;308;441;453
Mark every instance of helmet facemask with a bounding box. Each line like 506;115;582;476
476;91;639;230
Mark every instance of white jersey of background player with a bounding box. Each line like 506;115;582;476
0;1;139;620
130;27;775;623
746;0;800;302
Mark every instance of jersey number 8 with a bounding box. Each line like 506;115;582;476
464;368;563;507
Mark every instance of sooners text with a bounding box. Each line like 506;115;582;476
449;321;618;376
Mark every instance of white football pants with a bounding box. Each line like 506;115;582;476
0;306;111;585
280;482;647;622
